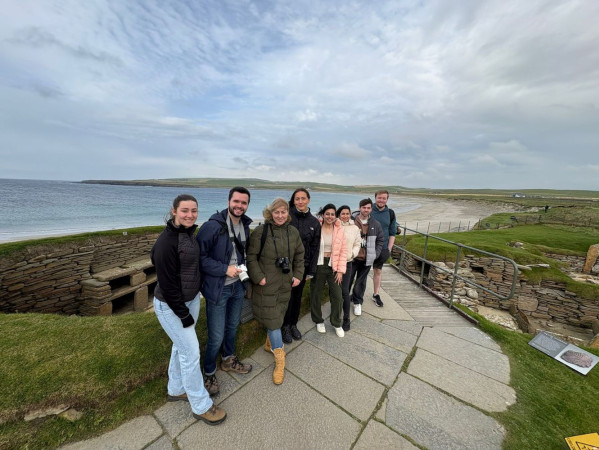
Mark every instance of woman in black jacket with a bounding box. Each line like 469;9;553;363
151;194;226;425
281;188;321;343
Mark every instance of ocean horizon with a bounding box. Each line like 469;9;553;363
0;179;420;243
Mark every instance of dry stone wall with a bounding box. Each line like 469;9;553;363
392;248;599;330
0;233;160;315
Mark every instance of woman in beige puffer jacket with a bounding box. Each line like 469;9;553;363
337;205;362;331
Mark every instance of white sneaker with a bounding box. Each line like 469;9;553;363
316;323;326;333
334;327;345;338
353;304;362;316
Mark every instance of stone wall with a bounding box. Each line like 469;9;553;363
0;233;160;315
392;248;599;330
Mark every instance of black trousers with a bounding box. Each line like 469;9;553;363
341;261;353;320
349;259;371;305
282;274;307;327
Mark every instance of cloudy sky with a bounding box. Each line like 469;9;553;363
1;0;598;189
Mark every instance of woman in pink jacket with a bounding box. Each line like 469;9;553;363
310;204;348;337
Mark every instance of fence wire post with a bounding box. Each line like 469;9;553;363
419;235;429;287
449;244;463;307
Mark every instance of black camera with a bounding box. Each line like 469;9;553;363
275;257;290;274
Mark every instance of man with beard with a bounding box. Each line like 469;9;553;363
197;187;253;397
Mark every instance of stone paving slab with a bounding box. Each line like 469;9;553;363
222;356;264;385
176;369;360;449
153;401;196;438
211;370;243;405
434;326;502;352
376;397;387;422
286;341;385;421
249;340;276;368
354;420;418;449
417;327;510;384
359;277;414;321
382;319;423;337
386;373;505;450
62;415;162;450
145;435;174;450
303;326;407;386
351;315;418;353
407;348;516;412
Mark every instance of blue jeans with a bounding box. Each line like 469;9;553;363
153;295;213;415
268;328;283;350
204;280;245;375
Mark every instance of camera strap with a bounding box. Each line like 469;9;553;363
267;222;290;259
227;215;246;261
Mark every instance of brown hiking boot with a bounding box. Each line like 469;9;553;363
166;392;188;402
272;347;286;385
220;355;252;374
193;404;227;425
204;374;219;397
264;335;271;352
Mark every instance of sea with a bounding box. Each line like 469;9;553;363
0;179;420;243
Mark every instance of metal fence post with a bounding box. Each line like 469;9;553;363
419;235;429;287
449;244;462;307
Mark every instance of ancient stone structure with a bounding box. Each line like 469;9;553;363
0;233;159;315
392;247;599;341
583;243;599;274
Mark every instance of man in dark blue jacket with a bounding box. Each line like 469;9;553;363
197;187;253;397
370;190;398;307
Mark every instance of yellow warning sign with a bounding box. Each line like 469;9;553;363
565;432;599;450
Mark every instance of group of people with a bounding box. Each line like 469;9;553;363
150;187;397;425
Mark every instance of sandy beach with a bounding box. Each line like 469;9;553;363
388;196;514;233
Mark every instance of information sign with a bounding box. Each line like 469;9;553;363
528;331;599;376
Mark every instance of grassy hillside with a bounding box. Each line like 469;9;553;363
80;178;599;202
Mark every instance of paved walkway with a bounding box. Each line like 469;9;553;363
63;266;516;449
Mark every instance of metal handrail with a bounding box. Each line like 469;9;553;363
395;226;519;307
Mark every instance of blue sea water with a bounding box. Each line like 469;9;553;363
0;179;418;243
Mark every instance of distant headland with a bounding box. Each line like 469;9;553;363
80;178;599;200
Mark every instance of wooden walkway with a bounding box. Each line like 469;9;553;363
381;265;475;327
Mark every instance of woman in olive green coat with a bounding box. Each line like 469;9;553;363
247;197;304;384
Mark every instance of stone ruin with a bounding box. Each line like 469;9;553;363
392;243;599;348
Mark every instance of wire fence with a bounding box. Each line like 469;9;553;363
401;221;476;235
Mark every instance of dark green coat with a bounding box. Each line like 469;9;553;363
246;221;305;329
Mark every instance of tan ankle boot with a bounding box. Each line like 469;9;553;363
272;347;286;385
264;335;271;352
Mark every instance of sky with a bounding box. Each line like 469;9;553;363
1;0;598;189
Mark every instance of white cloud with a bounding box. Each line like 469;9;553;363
0;0;598;189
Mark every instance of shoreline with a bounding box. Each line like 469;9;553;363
0;196;512;245
387;195;514;233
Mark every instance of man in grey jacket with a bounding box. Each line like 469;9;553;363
349;198;384;316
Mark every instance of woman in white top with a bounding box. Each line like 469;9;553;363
336;205;361;331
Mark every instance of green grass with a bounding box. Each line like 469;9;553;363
0;285;318;449
0;226;164;258
457;307;599;449
397;224;599;298
478;207;599;230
